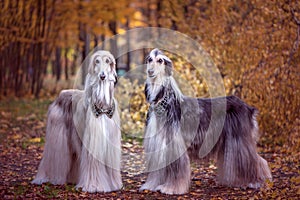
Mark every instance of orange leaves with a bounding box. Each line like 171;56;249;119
0;97;299;198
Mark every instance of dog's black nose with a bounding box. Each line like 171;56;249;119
100;73;106;80
148;69;154;76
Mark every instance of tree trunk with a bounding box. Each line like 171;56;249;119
55;47;62;81
109;20;118;67
94;34;98;48
126;18;131;72
64;48;69;80
71;45;79;76
101;34;105;49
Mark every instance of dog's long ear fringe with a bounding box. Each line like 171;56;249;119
114;74;118;86
144;83;150;102
88;58;94;75
145;55;150;63
111;57;117;86
164;58;173;76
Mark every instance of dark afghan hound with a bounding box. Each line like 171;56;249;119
140;48;272;194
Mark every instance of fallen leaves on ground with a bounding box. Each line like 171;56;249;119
0;104;299;199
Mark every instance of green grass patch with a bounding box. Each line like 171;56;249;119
0;98;52;121
122;132;143;145
40;184;60;198
13;184;30;197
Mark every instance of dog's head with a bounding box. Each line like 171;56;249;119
86;50;117;108
145;48;173;82
88;50;117;85
144;49;183;103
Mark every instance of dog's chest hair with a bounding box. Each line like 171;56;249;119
81;107;120;169
94;81;112;105
144;111;168;161
147;82;163;102
145;111;169;145
144;110;188;171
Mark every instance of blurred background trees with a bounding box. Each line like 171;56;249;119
0;0;299;149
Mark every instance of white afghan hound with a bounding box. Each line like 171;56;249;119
32;50;122;193
140;49;272;194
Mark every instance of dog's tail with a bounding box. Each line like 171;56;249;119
216;96;272;188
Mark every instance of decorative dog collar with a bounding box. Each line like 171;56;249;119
150;90;171;116
92;101;115;118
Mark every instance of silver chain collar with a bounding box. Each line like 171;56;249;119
150;89;170;116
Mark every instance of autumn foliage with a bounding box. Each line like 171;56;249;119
0;0;299;198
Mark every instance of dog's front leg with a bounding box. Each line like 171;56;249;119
140;152;191;195
154;152;191;195
140;170;164;191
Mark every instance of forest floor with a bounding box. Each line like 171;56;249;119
0;96;299;199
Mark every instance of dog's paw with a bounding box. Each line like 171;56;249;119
76;185;99;193
247;182;262;189
76;183;120;193
140;183;157;192
155;184;187;195
155;184;176;194
31;178;48;185
139;184;150;191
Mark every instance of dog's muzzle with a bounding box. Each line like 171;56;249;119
148;69;155;78
100;72;106;80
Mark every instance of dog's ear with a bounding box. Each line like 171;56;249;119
109;57;118;86
145;55;150;64
88;55;100;74
113;73;118;86
110;66;118;87
164;58;173;76
108;56;116;69
144;83;150;102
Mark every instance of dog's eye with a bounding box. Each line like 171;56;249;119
95;59;100;64
157;58;163;64
148;57;153;63
105;58;110;64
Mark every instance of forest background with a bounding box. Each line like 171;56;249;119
0;0;299;199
